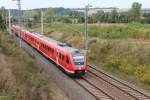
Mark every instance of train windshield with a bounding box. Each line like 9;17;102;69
73;56;84;66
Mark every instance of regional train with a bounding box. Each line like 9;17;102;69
11;25;88;75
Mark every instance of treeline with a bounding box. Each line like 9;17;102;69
1;2;150;26
24;2;149;24
0;7;6;30
72;2;149;24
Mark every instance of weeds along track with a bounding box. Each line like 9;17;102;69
88;65;150;100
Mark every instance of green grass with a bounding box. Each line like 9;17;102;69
41;22;150;39
88;22;150;38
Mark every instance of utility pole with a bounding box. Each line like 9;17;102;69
26;9;29;29
84;4;92;51
5;11;8;26
41;10;44;34
8;9;11;35
13;0;22;48
1;7;5;21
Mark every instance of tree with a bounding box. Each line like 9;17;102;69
31;10;40;21
130;2;142;21
69;11;84;23
143;13;150;23
111;8;118;23
60;15;72;23
0;7;6;30
0;6;6;20
95;11;105;23
44;7;53;22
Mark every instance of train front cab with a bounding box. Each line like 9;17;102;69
66;51;87;76
73;54;87;75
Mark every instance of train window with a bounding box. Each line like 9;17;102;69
50;48;52;52
25;34;27;38
62;55;64;61
59;53;61;59
73;56;84;66
52;49;54;54
49;47;54;54
66;56;69;64
49;48;51;53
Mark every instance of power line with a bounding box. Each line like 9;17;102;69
8;9;11;35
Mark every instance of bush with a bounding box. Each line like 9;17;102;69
141;72;150;85
0;92;16;100
99;42;113;54
104;55;121;70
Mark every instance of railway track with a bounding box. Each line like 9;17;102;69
87;65;150;100
73;77;114;100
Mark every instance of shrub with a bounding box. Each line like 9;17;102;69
99;42;113;54
141;71;150;85
104;55;121;70
0;92;16;100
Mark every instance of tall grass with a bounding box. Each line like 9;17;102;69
43;22;150;39
0;31;55;100
88;40;150;90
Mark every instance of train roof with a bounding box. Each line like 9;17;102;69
32;32;83;54
12;25;83;55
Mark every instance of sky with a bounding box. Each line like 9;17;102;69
0;0;149;10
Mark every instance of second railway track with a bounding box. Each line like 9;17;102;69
86;65;150;100
73;77;114;100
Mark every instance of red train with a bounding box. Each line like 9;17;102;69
11;25;88;75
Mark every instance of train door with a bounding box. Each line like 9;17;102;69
36;41;40;50
65;56;70;69
56;49;59;65
37;42;39;50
